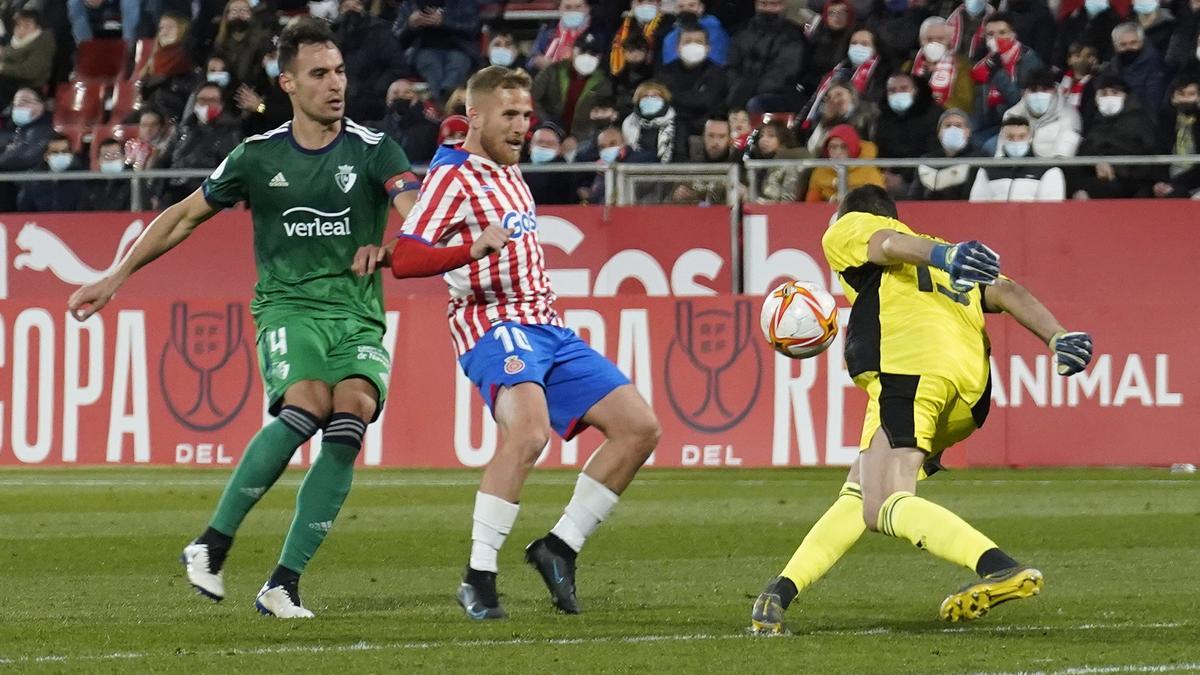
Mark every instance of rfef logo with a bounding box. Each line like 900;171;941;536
160;303;253;431
664;300;762;433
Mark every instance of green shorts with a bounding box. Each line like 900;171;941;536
256;316;390;421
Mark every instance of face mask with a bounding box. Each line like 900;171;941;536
194;104;220;123
986;37;998;52
561;10;587;28
1176;100;1198;114
11;105;33;126
248;0;260;7
940;126;967;152
228;18;250;31
677;11;699;23
264;58;280;78
633;3;658;23
207;71;231;87
1133;0;1157;13
100;158;125;174
1025;91;1053;116
679;42;708;65
1096;94;1124;116
47;153;73;172
1003;139;1030;157
639;95;665;116
887;91;914;113
1117;49;1140;66
847;44;873;66
530;146;557;164
965;0;986;14
922;41;947;62
489;46;515;67
758;10;781;23
599;145;620;163
574;53;599;75
1084;0;1108;15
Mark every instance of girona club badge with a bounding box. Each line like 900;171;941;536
664;300;763;433
160;303;253;431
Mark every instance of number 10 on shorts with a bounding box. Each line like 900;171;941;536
495;325;533;353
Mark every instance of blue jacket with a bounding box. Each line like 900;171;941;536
1105;47;1168;117
661;14;729;66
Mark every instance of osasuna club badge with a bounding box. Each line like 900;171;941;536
335;164;357;193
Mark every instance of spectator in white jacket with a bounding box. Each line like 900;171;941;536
970;115;1065;201
1001;68;1082;158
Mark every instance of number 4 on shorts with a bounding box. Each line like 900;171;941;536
267;327;288;356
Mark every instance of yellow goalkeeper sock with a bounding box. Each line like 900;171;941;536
779;482;866;594
877;491;997;571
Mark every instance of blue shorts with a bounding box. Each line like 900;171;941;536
459;323;631;440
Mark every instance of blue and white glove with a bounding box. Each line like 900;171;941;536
931;240;1000;292
1050;331;1093;376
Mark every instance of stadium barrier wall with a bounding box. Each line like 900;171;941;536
0;203;1195;468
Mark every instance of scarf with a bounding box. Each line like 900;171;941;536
971;41;1022;109
804;57;876;125
9;28;41;50
1058;72;1091;108
621;107;676;162
911;52;957;105
545;21;589;63
610;14;664;74
946;3;994;58
1172;113;1196;176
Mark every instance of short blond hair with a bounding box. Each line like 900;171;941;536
466;66;533;106
633;80;671;104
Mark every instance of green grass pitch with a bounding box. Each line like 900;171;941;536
1;467;1197;673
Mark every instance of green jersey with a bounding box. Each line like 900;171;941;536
202;119;412;331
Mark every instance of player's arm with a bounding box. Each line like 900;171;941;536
867;230;1001;288
352;171;424;275
983;277;1094;376
67;188;219;321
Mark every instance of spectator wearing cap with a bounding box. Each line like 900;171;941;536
876;73;942;196
971;12;1042;152
726;0;808;112
662;0;729;66
395;0;481;102
528;0;602;73
970;115;1065;201
438;114;469;145
1072;74;1158;198
609;0;674;75
907;17;974;114
16;133;85;213
1104;22;1168;115
657;22;729;139
335;0;407;121
524;123;579;205
1002;67;1082;157
83;138;132;211
486;30;528;70
0;9;54;106
622;80;678;162
373;78;441;163
805;123;883;202
1153;77;1200;198
945;0;995;62
532;33;615;140
1054;0;1125;67
1005;0;1055;64
800;0;853;96
140;13;198;121
1132;0;1175;56
672;115;734;204
911;108;984;200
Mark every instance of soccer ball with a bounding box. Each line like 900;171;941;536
760;281;839;359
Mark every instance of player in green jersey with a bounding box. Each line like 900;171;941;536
67;18;420;618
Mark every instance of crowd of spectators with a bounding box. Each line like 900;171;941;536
2;0;1200;210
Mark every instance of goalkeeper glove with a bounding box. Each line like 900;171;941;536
931;240;1001;292
1050;331;1093;376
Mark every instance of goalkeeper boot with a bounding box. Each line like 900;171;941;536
525;535;580;614
181;540;226;602
457;567;507;620
939;566;1044;622
255;579;315;619
748;576;796;635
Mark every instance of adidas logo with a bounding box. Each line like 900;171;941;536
309;521;334;533
240;487;266;499
269;172;289;187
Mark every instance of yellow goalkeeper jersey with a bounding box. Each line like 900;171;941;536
821;211;991;403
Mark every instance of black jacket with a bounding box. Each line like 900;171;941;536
336;13;407;122
241;72;292;137
1104;47;1168;116
875;85;943;167
801;23;850;96
373;100;441;165
864;3;931;66
1006;0;1056;64
82;174;133;211
726;14;808;108
657;59;730;138
0;113;53;172
1076;101;1158;195
17;166;86;212
154;113;242;205
525;156;581;205
1053;7;1124;67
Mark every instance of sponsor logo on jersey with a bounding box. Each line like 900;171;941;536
356;345;390;367
281;206;351;237
501;209;538;239
504;355;526;374
269;172;289;187
335;164;357;193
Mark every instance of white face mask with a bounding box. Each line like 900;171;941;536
100;158;126;174
194;104;213;123
573;53;599;75
633;3;658;23
964;0;986;14
847;44;873;66
1133;0;1158;14
489;46;515;67
1025;91;1053;116
1096;94;1125;116
561;10;587;28
940;126;967;152
47;152;73;172
1084;0;1108;14
639;95;665;116
986;37;998;52
599;145;620;163
679;42;708;65
922;41;947;62
1003;139;1031;157
887;91;914;113
207;71;231;87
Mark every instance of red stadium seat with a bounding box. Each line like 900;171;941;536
55;125;87;153
89;124;139;170
73;39;128;84
54;82;108;129
108;79;143;122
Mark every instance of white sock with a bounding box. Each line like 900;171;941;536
550;473;620;553
470;492;520;573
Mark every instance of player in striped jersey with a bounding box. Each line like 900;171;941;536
353;67;661;620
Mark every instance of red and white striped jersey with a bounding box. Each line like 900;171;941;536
399;145;561;355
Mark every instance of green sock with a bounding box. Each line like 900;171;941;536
278;414;366;574
208;406;321;536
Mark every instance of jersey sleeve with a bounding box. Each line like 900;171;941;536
821;212;910;273
398;165;468;244
201;142;248;209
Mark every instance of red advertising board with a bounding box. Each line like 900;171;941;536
0;203;1194;469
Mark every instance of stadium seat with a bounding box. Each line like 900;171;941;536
73;38;128;83
89;124;139;170
108;79;143;121
54;81;107;129
55;124;87;153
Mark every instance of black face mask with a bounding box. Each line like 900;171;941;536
1176;101;1198;114
340;9;364;27
228;18;250;32
390;99;416;115
677;11;699;23
757;11;782;24
1117;49;1140;66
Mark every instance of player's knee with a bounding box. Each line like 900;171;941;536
861;498;884;532
500;426;552;467
284;381;333;422
333;391;377;422
625;414;662;462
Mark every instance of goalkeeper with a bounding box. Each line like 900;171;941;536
750;185;1093;633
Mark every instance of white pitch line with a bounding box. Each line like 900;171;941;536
0;622;1190;667
980;662;1200;675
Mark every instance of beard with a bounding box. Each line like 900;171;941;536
481;132;521;165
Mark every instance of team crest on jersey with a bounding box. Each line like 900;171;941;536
335;164;357;193
504;355;526;374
